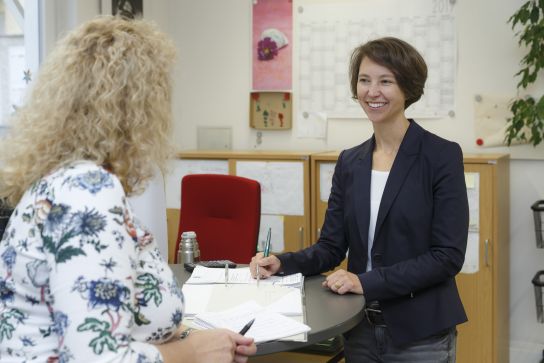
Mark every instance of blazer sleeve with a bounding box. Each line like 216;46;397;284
360;142;469;301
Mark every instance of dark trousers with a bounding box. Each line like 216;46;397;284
343;306;457;363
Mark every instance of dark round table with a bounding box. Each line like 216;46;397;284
170;264;365;355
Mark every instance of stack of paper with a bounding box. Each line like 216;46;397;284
185;266;304;288
193;300;311;343
181;265;308;343
182;283;303;316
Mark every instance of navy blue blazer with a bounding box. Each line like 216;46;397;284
278;120;469;345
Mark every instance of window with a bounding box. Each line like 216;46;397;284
0;0;40;129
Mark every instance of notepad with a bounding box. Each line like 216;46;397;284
182;284;303;316
185;265;303;287
193;300;311;343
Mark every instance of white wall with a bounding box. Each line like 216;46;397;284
167;0;544;361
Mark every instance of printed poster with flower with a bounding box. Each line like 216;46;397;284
252;0;293;90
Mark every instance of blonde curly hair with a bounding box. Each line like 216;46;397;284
0;16;176;206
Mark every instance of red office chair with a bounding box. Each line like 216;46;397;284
175;174;261;264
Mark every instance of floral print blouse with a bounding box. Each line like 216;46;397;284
0;161;184;362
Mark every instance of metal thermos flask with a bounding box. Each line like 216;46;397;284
178;231;200;264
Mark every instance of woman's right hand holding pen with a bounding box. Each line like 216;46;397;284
250;252;281;279
158;328;256;363
187;329;255;363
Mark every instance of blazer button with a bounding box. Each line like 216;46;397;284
372;254;382;262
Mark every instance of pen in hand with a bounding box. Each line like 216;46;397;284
257;228;272;287
263;227;271;258
238;318;255;335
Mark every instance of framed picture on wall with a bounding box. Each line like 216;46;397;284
100;0;143;18
249;92;292;130
252;0;293;91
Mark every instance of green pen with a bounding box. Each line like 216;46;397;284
264;227;271;257
257;228;272;287
257;227;272;287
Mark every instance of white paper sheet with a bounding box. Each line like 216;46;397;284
319;162;336;202
465;172;480;232
257;215;285;252
185;266;303;287
461;231;479;274
473;95;528;147
164;159;229;208
236;161;304;216
295;111;328;139
182;283;302;316
205;285;303;316
181;284;216;315
193;301;310;343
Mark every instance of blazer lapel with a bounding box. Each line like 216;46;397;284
354;137;374;246
374;121;422;241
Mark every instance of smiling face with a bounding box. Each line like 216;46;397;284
356;57;407;125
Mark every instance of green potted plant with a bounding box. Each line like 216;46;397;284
506;0;544;146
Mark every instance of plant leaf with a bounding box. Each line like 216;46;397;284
77;317;110;332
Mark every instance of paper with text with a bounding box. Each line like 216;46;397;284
182;282;303;316
205;284;303;315
193;301;310;343
185;266;303;287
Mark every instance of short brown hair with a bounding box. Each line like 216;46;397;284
349;37;427;109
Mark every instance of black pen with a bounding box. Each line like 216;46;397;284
238;318;255;335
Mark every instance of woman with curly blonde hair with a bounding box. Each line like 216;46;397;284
0;16;256;363
0;16;173;205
